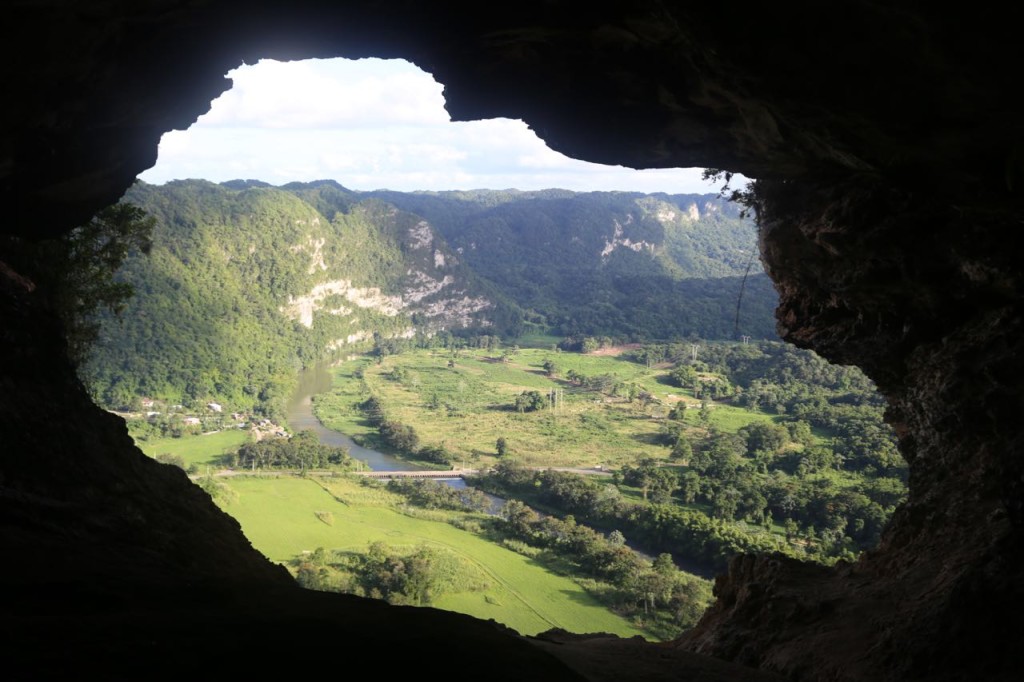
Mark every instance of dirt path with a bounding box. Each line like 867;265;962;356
588;343;642;356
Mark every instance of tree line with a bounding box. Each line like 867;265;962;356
224;430;353;470
378;475;712;638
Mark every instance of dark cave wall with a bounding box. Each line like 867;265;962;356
680;176;1024;679
2;2;1024;680
0;245;294;593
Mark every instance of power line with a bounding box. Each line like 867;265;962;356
734;243;759;338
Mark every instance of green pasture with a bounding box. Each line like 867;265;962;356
220;474;645;638
136;429;247;468
512;332;563;348
705;404;779;431
315;349;789;468
308;358;379;441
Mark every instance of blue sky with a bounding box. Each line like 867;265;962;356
139;58;737;194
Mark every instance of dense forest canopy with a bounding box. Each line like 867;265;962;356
350;339;904;571
369;188;775;339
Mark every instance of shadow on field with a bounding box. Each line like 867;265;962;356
631;432;665;446
558;588;606;607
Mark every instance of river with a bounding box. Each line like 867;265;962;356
284;361;429;472
285;362;502;510
285;361;707;574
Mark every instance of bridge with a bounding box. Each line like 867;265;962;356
354;468;479;480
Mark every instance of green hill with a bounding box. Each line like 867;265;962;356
367;188;776;339
84;180;777;415
85;180;507;414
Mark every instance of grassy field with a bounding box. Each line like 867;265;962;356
512;332;563;348
310;357;380;443
314;348;786;468
219;474;646;638
136;429;248;468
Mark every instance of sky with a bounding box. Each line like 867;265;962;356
139;58;738;194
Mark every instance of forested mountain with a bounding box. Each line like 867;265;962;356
85;180;777;414
368;188;776;339
85;180;506;413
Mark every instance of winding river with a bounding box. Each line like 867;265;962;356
284;361;694;570
284;362;429;472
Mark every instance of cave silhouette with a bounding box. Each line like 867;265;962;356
2;4;1022;681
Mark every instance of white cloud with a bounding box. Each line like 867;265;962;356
197;58;450;129
139;57;744;194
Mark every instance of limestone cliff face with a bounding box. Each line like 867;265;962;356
2;3;1023;681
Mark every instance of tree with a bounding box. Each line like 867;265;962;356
668;402;687;421
786;420;815;447
351;543;448;606
495;437;509;457
649;468;680;504
155;453;186;470
679;470;702;503
621;459;677;503
739;422;789;457
652;552;675;576
514;390;546;413
379;421;420;453
711;486;740;520
33;201;154;365
783;518;800;542
670;434;693;462
418;443;453;465
362;395;386;425
669;364;698;389
658;420;683;446
501;499;539;537
196;475;238;506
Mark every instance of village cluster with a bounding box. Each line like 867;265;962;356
120;398;288;441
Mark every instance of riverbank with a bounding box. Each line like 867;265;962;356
286;360;430;471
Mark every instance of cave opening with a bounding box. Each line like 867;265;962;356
64;51;909;643
139;56;723;193
4;4;1023;680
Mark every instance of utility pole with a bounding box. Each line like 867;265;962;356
690;344;699;362
549;388;564;412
